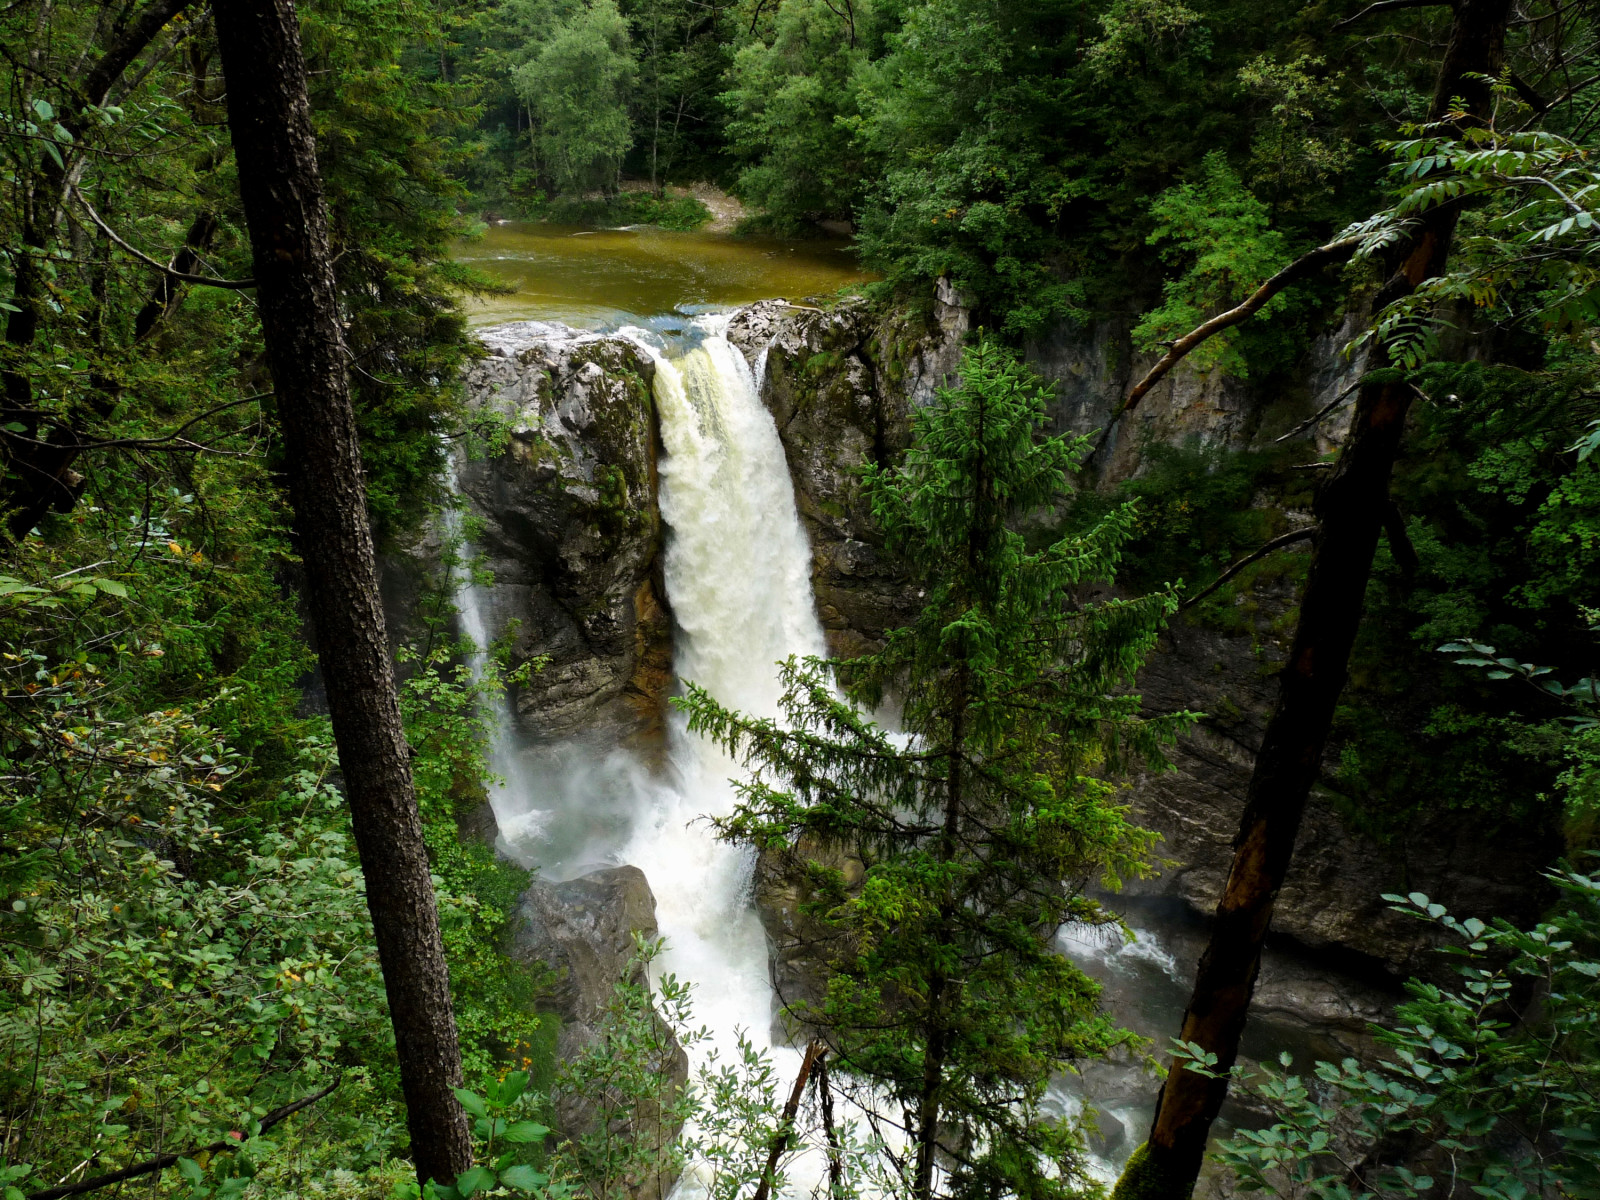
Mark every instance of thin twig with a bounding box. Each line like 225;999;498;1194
751;1041;826;1200
1275;380;1363;443
1332;0;1454;31
1383;500;1419;578
1180;529;1318;610
4;395;266;456
67;187;254;289
816;1053;843;1197
26;1078;340;1200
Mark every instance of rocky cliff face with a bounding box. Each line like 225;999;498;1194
725;298;955;656
1022;303;1370;473
456;323;672;750
1128;611;1558;980
434;293;1550;1086
733;291;1551;989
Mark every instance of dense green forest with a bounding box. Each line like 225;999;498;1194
1;0;1597;1197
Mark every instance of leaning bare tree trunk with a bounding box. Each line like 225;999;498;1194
210;0;474;1186
1111;3;1510;1198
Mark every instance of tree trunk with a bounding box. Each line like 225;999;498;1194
1111;3;1510;1198
210;0;474;1186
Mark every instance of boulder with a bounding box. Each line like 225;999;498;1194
751;836;865;1029
506;866;688;1200
508;865;662;1028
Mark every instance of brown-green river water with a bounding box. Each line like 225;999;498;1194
455;221;873;326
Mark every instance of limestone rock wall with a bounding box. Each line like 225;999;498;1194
725;298;949;656
1130;605;1558;981
457;322;672;749
1021;299;1371;478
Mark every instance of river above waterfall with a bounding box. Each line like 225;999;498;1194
455;221;874;327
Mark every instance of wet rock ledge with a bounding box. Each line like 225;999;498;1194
506;866;687;1200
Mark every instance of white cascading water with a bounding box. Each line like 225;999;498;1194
449;313;1172;1191
444;474;553;851
450;314;831;1190
618;316;828;1072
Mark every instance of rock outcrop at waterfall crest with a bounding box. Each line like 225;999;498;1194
456;323;671;750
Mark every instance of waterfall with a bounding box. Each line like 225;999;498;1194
447;312;1172;1192
619;315;828;1063
449;309;827;1087
443;477;553;852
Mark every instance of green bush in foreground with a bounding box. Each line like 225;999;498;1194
1177;870;1600;1200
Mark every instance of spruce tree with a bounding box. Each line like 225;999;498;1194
681;342;1193;1200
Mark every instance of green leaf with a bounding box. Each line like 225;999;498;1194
31;98;53;121
177;1158;205;1185
498;1165;547;1192
455;1167;496;1198
452;1088;488;1118
502;1121;550;1144
93;577;129;597
496;1070;530;1105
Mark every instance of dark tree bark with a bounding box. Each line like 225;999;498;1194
1111;2;1511;1198
209;0;474;1185
751;1040;827;1200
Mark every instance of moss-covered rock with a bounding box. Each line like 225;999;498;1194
458;324;672;749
